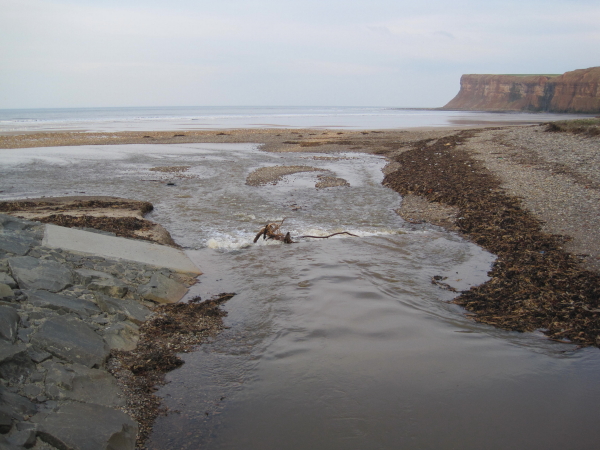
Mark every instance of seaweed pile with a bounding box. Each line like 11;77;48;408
108;293;234;449
0;199;154;214
383;131;600;347
30;214;155;241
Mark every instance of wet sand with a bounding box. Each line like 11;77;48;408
2;125;599;346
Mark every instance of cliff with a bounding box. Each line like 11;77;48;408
442;66;600;113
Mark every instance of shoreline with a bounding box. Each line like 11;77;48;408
2;125;599;340
1;123;599;444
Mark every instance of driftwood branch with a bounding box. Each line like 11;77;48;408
253;220;357;244
296;231;359;239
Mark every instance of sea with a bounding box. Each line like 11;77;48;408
0;106;593;133
2;106;600;449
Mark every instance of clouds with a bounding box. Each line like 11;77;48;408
1;0;599;108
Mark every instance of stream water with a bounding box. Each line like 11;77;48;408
2;143;600;449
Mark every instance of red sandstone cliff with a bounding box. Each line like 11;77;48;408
442;67;600;113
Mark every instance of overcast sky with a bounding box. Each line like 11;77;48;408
1;0;598;109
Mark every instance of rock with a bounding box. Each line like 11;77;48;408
87;279;129;298
0;343;35;383
0;284;14;299
138;273;187;304
23;291;100;317
32;402;137;450
26;348;51;364
8;257;73;293
0;215;40;234
94;294;152;325
0;306;19;343
101;322;140;352
0;274;16;289
0;387;37;421
0;411;12;434
5;427;37;447
0;236;31;257
0;342;27;365
74;269;115;285
30;316;109;368
44;361;125;407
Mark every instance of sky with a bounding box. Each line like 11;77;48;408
1;0;598;109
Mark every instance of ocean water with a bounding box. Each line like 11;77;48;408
0;106;592;133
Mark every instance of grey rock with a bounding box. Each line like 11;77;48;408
32;402;137;450
0;387;37;421
24;291;100;317
0;307;19;343
94;294;152;325
138;273;187;304
0;215;40;234
8;257;73;293
0;274;16;290
101;322;140;352
88;280;128;299
30;317;109;368
0;342;28;364
27;348;51;364
6;428;37;448
0;411;12;434
43;361;124;407
0;236;31;257
0;285;14;300
73;269;114;286
16;328;33;344
22;385;43;400
0;351;35;384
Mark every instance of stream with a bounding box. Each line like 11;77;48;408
1;142;600;449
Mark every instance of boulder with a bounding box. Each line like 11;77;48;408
0;386;37;421
43;361;125;407
138;273;187;304
0;342;35;383
0;306;19;342
32;402;137;450
0;283;13;299
24;290;100;317
30;317;109;368
8;257;73;293
0;236;31;257
0;273;16;289
101;322;140;352
94;294;152;325
87;279;129;298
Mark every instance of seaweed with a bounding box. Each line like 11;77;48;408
383;131;600;346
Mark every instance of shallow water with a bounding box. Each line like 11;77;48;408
2;143;600;449
0;106;593;133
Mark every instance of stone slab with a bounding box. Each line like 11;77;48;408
94;294;152;325
138;273;188;304
0;273;16;289
30;316;109;368
43;361;125;407
24;290;100;317
43;224;201;274
8;256;73;292
0;306;20;343
33;402;137;450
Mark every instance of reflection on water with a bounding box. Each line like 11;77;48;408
1;143;600;449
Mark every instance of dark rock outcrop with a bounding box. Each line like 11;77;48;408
442;66;600;113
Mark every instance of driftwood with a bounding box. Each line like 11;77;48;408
253;219;358;244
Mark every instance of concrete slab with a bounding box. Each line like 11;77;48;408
42;224;201;275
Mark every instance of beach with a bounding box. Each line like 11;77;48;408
1;123;600;448
2;124;599;339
